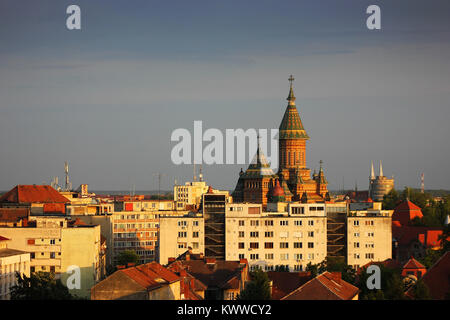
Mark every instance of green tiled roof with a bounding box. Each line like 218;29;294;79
279;86;309;140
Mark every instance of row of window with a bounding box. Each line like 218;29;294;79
353;253;375;259
177;231;200;238
177;242;200;249
238;220;315;226
352;220;375;226
177;221;200;227
353;242;375;248
353;232;375;237
239;241;314;249
242;253;315;261
238;231;314;238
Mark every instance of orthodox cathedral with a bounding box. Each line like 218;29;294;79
232;76;330;208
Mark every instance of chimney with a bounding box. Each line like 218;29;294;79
168;257;176;263
206;258;216;264
127;262;136;267
199;253;204;259
117;265;126;270
186;254;190;261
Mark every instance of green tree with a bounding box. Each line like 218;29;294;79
411;279;431;300
10;271;74;300
117;249;140;266
357;264;404;300
382;189;400;210
237;269;271;300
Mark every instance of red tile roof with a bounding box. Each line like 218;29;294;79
0;208;30;222
403;257;426;270
282;272;359;300
0;236;10;241
120;262;180;291
268;271;313;300
406;251;450;300
0;185;69;204
392;200;423;226
393;225;444;248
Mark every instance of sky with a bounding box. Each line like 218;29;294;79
0;0;450;192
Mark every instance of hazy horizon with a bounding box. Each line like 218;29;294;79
1;1;450;192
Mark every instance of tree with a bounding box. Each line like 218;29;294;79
382;189;400;210
10;271;74;300
117;249;140;266
237;268;271;300
357;264;404;300
411;279;431;300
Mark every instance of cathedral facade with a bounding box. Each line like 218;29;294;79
232;76;330;208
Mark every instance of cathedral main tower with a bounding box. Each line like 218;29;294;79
277;75;329;202
232;75;330;206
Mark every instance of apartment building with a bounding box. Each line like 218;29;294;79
0;236;30;300
0;216;103;298
112;210;160;264
225;203;328;272
346;206;393;269
174;181;209;207
159;214;205;265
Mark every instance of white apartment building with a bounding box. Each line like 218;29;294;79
347;207;393;269
225;203;328;272
0;236;30;300
158;214;205;265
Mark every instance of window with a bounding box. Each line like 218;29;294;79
249;242;259;249
354;233;360;237
294;242;302;248
265;220;273;226
365;253;374;259
50;252;55;259
353;220;359;226
354;253;360;259
280;242;289;249
238;220;245;226
239;231;245;238
292;207;304;215
178;243;187;249
308;242;314;248
250;254;259;260
308;220;314;226
193;221;199;227
238;242;245;249
265;242;273;249
250;232;259;238
308;231;314;237
30;252;35;259
265;253;273;260
294;254;302;261
280;220;288;226
280;254;289;261
354;242;360;248
178;232;187;238
250;220;259;227
367;232;374;237
193;232;199;238
192;242;199;249
308;253;314;260
238;254;245;259
294;220;302;226
265;231;273;238
178;221;187;227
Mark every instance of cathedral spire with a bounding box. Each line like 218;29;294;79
370;161;375;180
379;160;384;177
287;75;296;106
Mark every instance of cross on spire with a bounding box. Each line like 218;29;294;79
288;74;295;87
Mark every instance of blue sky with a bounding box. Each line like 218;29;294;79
1;0;450;192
